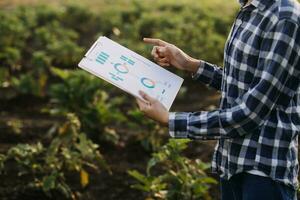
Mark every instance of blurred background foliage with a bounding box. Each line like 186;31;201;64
0;0;250;199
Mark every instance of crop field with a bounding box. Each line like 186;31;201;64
1;0;298;200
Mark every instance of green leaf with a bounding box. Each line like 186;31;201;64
42;174;57;192
146;157;158;175
50;67;71;80
127;170;149;185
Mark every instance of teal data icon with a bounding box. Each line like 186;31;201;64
96;51;109;64
141;77;155;89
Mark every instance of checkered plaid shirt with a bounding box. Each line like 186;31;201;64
169;0;300;189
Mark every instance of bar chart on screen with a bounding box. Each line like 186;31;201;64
78;36;183;110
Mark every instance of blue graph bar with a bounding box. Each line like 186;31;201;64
109;73;124;81
128;59;135;65
120;55;127;61
96;52;109;64
101;51;109;58
96;57;106;64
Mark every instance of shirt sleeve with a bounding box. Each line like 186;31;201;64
169;19;300;139
192;60;223;91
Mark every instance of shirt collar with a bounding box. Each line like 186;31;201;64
238;0;274;11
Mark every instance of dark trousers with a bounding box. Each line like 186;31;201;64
220;173;297;200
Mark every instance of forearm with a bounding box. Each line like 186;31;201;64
184;57;201;74
186;57;223;91
168;106;262;140
168;18;300;140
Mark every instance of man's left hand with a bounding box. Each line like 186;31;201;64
136;91;169;127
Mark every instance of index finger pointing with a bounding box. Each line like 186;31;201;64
143;38;167;47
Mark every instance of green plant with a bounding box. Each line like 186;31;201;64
6;119;23;134
0;0;236;91
49;67;127;144
0;1;239;198
128;139;217;200
0;113;108;199
127;108;166;152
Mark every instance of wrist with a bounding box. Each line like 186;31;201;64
162;112;169;127
186;57;201;73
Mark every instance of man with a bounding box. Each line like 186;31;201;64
136;0;300;199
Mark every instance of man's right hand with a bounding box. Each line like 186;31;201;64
143;38;201;74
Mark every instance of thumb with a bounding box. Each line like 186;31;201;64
157;46;167;57
139;91;156;103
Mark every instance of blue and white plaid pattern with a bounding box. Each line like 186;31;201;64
169;0;300;189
